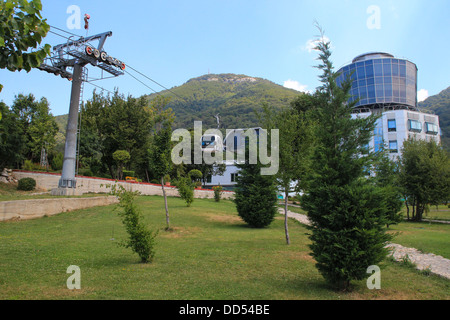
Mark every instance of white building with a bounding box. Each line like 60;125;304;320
352;108;441;160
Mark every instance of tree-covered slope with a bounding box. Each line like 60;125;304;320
419;86;450;152
146;73;301;130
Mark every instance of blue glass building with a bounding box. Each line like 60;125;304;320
336;52;418;110
337;52;440;160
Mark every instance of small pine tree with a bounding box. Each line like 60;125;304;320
234;152;278;228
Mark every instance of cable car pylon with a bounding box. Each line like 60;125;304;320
37;29;125;195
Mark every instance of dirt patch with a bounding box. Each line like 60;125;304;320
159;226;202;239
279;250;316;263
208;214;242;224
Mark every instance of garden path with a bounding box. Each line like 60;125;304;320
278;207;450;280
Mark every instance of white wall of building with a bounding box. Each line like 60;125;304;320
352;109;441;160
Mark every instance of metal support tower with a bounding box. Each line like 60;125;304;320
38;31;125;194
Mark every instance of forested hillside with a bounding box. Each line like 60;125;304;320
145;73;301;130
419;86;450;152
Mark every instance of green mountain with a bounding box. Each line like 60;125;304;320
54;73;302;151
147;73;301;130
419;86;450;152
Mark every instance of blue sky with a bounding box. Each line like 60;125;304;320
1;0;449;116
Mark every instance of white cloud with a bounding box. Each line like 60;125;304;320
283;80;310;93
302;36;331;53
417;89;429;102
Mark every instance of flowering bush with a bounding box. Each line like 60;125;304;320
212;185;223;202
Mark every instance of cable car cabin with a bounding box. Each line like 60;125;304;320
201;134;223;153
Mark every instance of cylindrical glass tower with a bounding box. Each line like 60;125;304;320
336;52;418;110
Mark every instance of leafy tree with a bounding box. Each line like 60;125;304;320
300;31;393;290
213;185;223;202
80;90;154;179
0;0;51;92
398;138;450;221
113;150;130;180
372;148;403;227
188;168;203;188
0;102;25;167
148;96;175;230
7;94;58;164
177;176;194;207
259;98;315;244
27;97;58;162
234;146;278;228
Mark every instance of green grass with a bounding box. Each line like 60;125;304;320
418;205;450;221
281;203;450;259
0;196;448;300
0;182;108;201
387;222;450;259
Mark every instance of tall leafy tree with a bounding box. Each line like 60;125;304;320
0;0;51;93
113;150;130;180
371;148;403;227
80;90;154;179
398;138;450;221
0;102;25;167
300;31;393;290
148;96;175;230
10;93;58;163
260;99;315;244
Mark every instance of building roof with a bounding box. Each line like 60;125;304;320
352;52;394;63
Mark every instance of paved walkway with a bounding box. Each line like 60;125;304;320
278;208;450;280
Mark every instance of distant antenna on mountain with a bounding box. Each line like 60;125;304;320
215;113;220;129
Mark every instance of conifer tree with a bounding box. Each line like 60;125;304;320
234;146;278;228
301;30;393;290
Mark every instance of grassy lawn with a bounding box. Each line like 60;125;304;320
413;205;450;221
282;204;450;260
0;195;448;300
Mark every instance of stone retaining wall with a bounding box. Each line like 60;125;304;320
0;196;119;222
12;170;235;200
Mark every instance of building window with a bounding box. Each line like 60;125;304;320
387;119;396;132
231;173;238;183
425;122;438;135
408;119;422;132
389;140;398;153
206;175;212;183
